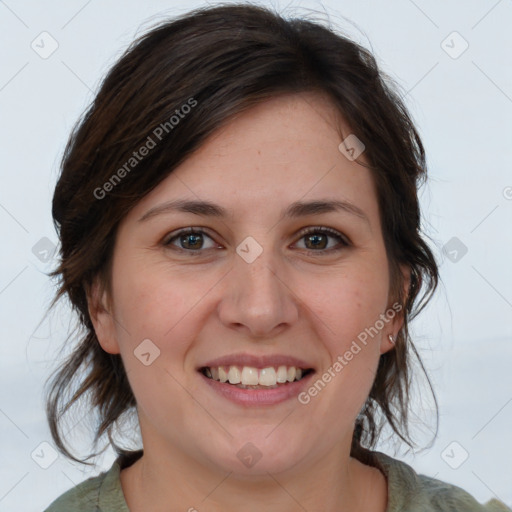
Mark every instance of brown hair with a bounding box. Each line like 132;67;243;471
47;3;439;464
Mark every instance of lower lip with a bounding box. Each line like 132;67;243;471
199;371;315;406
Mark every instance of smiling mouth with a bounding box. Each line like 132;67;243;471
199;365;314;389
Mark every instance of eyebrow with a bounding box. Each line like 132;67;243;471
137;198;370;225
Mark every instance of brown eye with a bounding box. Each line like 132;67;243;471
164;228;218;252
304;232;328;250
179;232;204;250
295;227;349;253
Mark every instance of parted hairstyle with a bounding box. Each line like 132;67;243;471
47;3;439;464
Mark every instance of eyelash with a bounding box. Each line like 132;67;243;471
162;226;350;256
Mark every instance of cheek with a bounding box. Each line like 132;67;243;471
108;264;205;425
301;277;387;427
304;261;390;348
110;259;220;365
112;258;183;335
306;263;389;416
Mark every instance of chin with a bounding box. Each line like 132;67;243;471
200;428;308;477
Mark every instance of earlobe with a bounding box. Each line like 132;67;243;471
86;278;120;355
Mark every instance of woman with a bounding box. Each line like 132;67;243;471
43;4;511;511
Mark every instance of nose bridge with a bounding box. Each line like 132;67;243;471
219;236;299;336
236;239;284;308
240;247;282;300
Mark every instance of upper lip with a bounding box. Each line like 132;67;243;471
199;353;315;370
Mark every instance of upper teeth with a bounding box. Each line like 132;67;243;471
204;366;305;386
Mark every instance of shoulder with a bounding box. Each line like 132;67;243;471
43;453;134;512
43;471;108;511
370;450;512;512
416;473;511;512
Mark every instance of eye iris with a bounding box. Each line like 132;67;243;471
306;233;327;250
181;233;203;249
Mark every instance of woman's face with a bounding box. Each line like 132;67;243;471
91;92;406;476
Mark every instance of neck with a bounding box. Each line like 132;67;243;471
120;441;388;512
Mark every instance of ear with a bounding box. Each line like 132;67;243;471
86;276;120;355
380;264;411;354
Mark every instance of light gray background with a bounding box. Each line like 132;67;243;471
1;0;511;510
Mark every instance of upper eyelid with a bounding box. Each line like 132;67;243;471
300;226;349;240
294;227;351;249
163;226;218;244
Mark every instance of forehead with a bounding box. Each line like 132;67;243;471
126;92;380;228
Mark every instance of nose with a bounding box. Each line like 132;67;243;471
217;245;300;338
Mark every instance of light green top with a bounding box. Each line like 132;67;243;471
44;449;511;511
